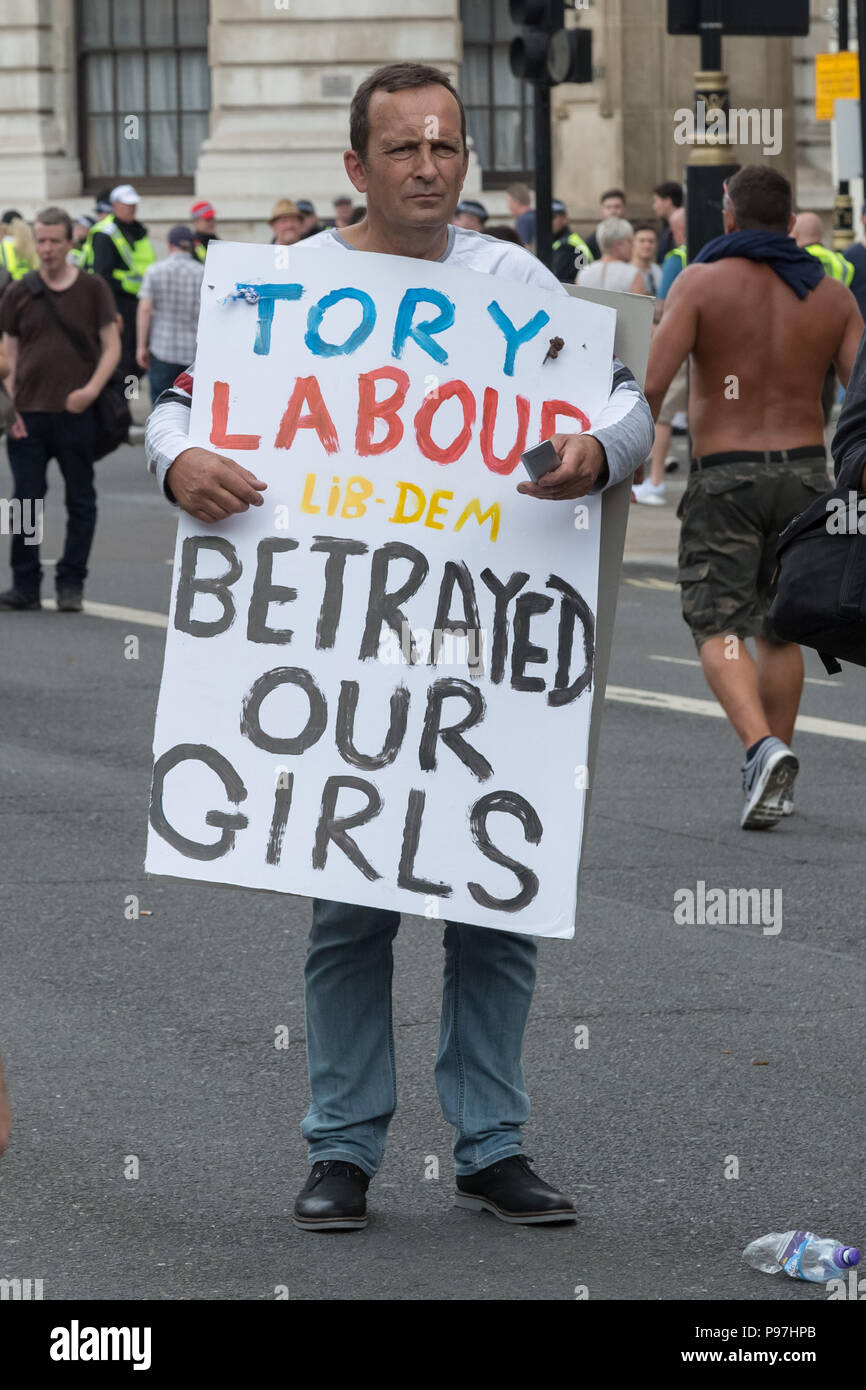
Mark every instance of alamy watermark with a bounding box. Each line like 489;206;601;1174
826;492;866;534
0;498;42;545
674;100;782;158
673;880;782;935
378;621;487;676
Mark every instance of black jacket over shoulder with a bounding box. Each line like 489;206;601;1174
832;325;866;486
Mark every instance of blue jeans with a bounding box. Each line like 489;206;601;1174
148;356;186;406
5;408;96;596
301;898;538;1177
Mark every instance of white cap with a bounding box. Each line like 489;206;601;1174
109;184;139;206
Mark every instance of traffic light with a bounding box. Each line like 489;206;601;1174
509;1;592;86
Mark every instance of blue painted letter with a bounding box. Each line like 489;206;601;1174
487;301;550;376
236;283;304;356
305;287;376;357
392;288;454;365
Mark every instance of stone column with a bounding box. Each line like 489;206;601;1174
0;0;83;206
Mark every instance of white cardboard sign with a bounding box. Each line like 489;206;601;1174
145;242;615;938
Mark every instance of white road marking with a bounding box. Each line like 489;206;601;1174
648;653;841;688
606;684;866;742
625;576;678;591
46;601;864;739
43;598;168;628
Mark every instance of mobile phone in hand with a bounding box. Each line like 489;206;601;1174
521;439;560;482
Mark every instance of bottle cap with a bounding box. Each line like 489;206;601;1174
836;1246;861;1267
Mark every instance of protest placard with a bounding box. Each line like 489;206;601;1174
145;242;616;938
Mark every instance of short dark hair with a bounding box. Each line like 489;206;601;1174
725;165;792;234
632;221;658;236
601;188;626;204
485;225;523;244
34;206;73;240
653;181;684;207
349;62;466;159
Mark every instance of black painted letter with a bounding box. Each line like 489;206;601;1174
467;790;542;912
149;743;248;860
174;536;242;636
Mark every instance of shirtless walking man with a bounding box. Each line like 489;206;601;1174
645;166;863;828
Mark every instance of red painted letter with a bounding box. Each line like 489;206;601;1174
414;379;476;464
480;387;530;475
540;399;590;438
274;376;339;454
356;368;408;456
210;381;260;449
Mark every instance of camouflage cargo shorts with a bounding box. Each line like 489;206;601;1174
676;456;829;647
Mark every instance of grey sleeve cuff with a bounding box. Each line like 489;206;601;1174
586;359;655;491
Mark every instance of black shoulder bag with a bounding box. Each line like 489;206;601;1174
769;453;866;674
22;270;131;461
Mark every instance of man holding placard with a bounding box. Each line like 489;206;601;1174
145;63;652;1231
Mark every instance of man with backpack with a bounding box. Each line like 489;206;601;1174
0;206;120;611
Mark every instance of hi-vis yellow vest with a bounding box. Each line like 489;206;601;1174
0;237;37;280
805;242;854;287
84;214;155;294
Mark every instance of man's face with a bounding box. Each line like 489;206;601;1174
601;195;624;219
299;211;317;234
35;222;72;272
634;229;657;261
552;212;568;235
652;194;673;221
346;84;468;233
453;211;483;232
112;201;137;224
272;215;302;245
334;201;352;227
193;217;215;235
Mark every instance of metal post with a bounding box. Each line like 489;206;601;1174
534;82;553;269
685;0;738;258
858;0;866;198
834;1;854;248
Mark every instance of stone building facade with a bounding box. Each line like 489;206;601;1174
0;0;836;252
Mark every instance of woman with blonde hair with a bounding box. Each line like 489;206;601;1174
0;212;38;280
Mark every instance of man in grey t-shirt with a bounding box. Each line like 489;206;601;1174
146;62;653;1234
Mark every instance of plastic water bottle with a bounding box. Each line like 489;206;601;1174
743;1230;861;1283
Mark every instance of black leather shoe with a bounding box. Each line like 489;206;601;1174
455;1154;576;1225
56;589;83;612
0;588;41;610
293;1160;370;1231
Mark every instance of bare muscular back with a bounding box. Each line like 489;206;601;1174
645;258;864;456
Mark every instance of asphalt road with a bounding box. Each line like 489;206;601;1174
1;441;864;1302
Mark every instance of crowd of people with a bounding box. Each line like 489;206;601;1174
1;57;863;1239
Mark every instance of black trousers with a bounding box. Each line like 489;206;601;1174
5;408;97;595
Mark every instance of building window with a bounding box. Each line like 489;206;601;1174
77;0;210;191
460;0;533;187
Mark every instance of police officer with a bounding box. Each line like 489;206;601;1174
793;212;855;286
452;199;488;232
69;214;95;267
551;199;593;284
189;200;219;263
89;184;155;383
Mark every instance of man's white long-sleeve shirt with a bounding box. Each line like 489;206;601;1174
146;223;654;499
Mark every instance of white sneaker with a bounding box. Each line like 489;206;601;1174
740;738;799;830
632;480;667;506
